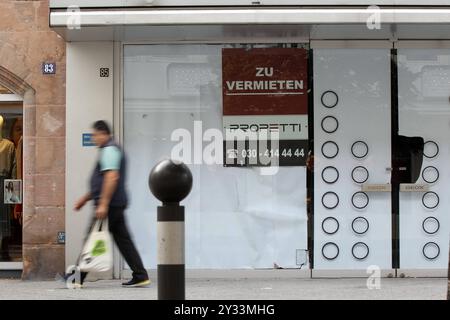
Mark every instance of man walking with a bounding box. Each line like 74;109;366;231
72;120;149;287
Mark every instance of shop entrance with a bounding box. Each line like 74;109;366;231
0;84;23;270
313;48;393;270
120;43;448;274
312;47;450;272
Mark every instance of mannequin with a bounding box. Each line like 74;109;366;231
0;115;16;261
0;115;16;178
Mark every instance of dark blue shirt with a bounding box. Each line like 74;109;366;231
89;139;128;207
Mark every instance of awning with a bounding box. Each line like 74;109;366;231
48;0;450;8
49;7;450;42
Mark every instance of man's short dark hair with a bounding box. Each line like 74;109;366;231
93;120;111;135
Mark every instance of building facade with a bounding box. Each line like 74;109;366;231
0;0;65;279
1;0;450;280
53;0;450;280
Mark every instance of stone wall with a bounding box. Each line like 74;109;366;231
0;0;65;279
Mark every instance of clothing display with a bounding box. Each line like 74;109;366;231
15;136;22;179
13;136;23;224
0;131;18;260
0;138;16;179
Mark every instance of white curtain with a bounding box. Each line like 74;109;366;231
123;44;308;269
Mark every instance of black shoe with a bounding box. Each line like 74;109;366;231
122;278;151;288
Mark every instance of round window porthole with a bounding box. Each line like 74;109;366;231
422;192;440;210
322;217;340;235
352;217;370;235
322;192;340;210
322;166;340;184
351;166;369;184
422;166;439;184
322;242;340;260
422;217;440;235
352;192;369;210
321;90;339;108
423;141;439;159
351;141;369;159
321;116;339;134
422;242;440;260
352;242;370;260
321;141;339;159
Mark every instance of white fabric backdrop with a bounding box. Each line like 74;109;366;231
123;44;308;269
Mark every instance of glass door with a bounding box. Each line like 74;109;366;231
313;49;393;270
0;87;23;270
397;49;450;270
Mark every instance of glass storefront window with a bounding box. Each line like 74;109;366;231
124;44;309;269
123;44;450;271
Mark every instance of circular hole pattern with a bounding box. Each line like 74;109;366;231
422;166;439;184
352;192;369;210
321;116;339;134
422;217;440;235
352;242;370;260
422;242;440;260
321;141;339;159
351;166;369;184
352;217;370;235
351;141;369;159
423;141;439;159
322;166;339;184
322;192;340;210
322;217;340;235
322;242;340;260
321;90;339;108
422;192;439;209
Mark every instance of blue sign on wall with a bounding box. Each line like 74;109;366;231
82;133;96;147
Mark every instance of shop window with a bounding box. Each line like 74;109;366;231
0;105;23;262
123;44;309;269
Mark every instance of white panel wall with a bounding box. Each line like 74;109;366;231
313;49;392;270
398;49;450;270
66;42;114;269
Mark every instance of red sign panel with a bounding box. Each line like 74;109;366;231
222;48;308;116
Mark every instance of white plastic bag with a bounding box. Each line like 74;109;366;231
78;219;113;272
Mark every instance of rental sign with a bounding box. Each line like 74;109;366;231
222;48;309;166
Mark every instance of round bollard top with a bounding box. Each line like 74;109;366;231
149;159;193;204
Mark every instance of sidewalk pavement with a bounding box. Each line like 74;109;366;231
0;277;446;300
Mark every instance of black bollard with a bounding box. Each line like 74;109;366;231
149;159;192;300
